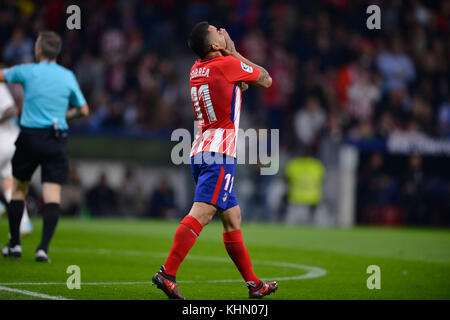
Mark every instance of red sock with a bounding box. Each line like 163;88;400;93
223;229;260;287
163;215;203;277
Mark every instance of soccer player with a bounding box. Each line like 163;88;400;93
0;81;33;236
0;31;89;262
152;21;277;299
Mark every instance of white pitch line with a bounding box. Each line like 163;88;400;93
1;247;327;287
0;282;152;286
0;285;70;300
52;246;327;281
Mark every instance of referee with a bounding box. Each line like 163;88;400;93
0;31;89;262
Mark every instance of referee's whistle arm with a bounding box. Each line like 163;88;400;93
67;103;90;121
80;104;90;117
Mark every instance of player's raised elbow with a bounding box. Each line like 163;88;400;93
255;69;272;88
263;76;272;88
257;76;272;88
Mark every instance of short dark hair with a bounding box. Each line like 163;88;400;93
188;21;211;59
37;31;62;60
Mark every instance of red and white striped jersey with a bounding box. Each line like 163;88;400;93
189;55;260;158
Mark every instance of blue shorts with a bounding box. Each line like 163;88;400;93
191;152;238;211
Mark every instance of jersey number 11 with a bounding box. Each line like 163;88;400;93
191;84;217;124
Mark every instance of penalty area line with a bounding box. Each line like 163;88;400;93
0;285;70;300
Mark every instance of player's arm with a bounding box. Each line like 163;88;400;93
67;103;89;121
0;70;6;82
0;79;18;123
231;52;272;88
0;106;17;124
220;29;272;88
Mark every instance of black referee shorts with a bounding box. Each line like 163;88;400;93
12;127;69;184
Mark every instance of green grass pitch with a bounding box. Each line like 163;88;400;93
0;217;449;300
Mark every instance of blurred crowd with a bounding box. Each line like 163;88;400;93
25;167;178;219
0;0;449;225
357;153;450;226
1;0;449;140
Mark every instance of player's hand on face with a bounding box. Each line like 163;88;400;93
220;28;235;54
217;30;232;56
238;82;248;92
218;46;232;56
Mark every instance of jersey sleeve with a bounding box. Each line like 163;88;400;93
3;64;30;84
69;73;87;107
218;56;260;83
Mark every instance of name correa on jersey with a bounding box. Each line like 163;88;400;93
189;55;260;158
190;67;210;80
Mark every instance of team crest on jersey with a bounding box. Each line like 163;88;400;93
240;61;253;73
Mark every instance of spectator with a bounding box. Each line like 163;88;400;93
357;152;402;224
400;155;427;225
293;95;326;147
86;173;117;216
147;179;176;219
376;36;415;93
438;98;450;138
3;28;33;64
75;51;105;98
347;64;381;122
87;91;111;130
61;168;84;216
118;168;143;216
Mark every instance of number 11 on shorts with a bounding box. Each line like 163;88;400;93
224;173;234;192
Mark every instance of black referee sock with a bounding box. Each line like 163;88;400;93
38;203;60;253
7;200;25;246
0;192;7;207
